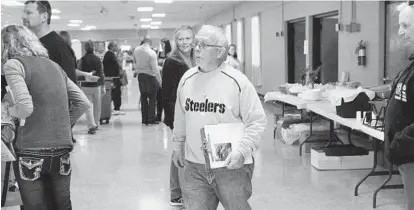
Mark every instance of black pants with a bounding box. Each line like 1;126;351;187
138;74;159;124
111;78;122;111
14;150;72;210
156;87;163;121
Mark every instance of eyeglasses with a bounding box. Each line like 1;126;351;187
190;41;225;50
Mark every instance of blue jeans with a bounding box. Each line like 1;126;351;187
13;149;72;210
170;159;182;200
181;160;254;210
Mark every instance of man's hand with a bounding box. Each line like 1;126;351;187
85;72;99;82
224;150;245;170
101;86;106;97
7;106;18;118
172;149;185;168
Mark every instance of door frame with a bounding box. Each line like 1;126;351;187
286;18;306;83
312;11;339;83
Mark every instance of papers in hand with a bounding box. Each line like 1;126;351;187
202;123;245;169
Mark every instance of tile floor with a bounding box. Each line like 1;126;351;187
2;70;407;210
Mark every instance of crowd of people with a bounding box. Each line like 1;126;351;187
1;0;414;210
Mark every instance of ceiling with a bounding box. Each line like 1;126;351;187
1;0;241;31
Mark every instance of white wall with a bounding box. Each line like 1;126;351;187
201;1;385;95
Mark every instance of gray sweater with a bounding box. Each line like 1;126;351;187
3;56;90;150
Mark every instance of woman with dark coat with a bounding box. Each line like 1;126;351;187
161;25;196;206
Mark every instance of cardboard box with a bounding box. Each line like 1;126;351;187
311;147;373;170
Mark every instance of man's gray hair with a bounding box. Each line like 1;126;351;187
198;25;229;62
199;25;229;49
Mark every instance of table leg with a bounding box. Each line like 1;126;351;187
1;162;11;207
354;138;378;196
299;113;313;156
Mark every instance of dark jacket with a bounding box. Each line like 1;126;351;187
103;51;120;77
78;52;105;87
161;57;190;129
39;31;77;83
385;58;414;165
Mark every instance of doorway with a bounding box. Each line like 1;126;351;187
313;12;339;84
287;19;306;83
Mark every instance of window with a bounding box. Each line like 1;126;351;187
251;15;262;86
385;1;411;81
225;24;232;44
237;19;244;63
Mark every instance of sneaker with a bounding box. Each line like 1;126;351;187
88;126;97;134
170;197;183;206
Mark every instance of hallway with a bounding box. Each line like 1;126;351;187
4;70;407;210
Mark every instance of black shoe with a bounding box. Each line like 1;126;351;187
88;127;97;134
148;120;159;125
170;197;183;206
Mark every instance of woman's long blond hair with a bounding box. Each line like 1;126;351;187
1;25;48;64
169;24;196;68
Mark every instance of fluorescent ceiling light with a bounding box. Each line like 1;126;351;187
140;18;152;22
51;15;60;20
141;25;151;28
69;20;83;23
2;0;24;6
152;13;166;17
68;23;80;27
137;7;153;12
52;9;61;14
81;25;96;30
154;0;172;3
150;26;159;30
85;25;96;29
151;21;162;25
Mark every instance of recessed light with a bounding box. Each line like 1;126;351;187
85;25;96;29
151;21;162;25
51;15;60;20
1;0;24;7
150;26;159;29
154;0;172;3
52;9;61;14
152;13;166;18
137;7;153;12
68;23;80;27
140;18;152;22
69;20;83;23
141;25;151;28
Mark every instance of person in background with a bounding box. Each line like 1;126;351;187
134;36;162;125
161;25;196;206
22;0;97;143
2;24;90;210
172;25;267;210
103;41;124;115
59;31;78;71
225;44;242;71
78;40;106;134
158;38;172;66
386;2;414;210
154;38;172;122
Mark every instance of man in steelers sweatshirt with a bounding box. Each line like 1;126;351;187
386;2;414;209
171;25;267;210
